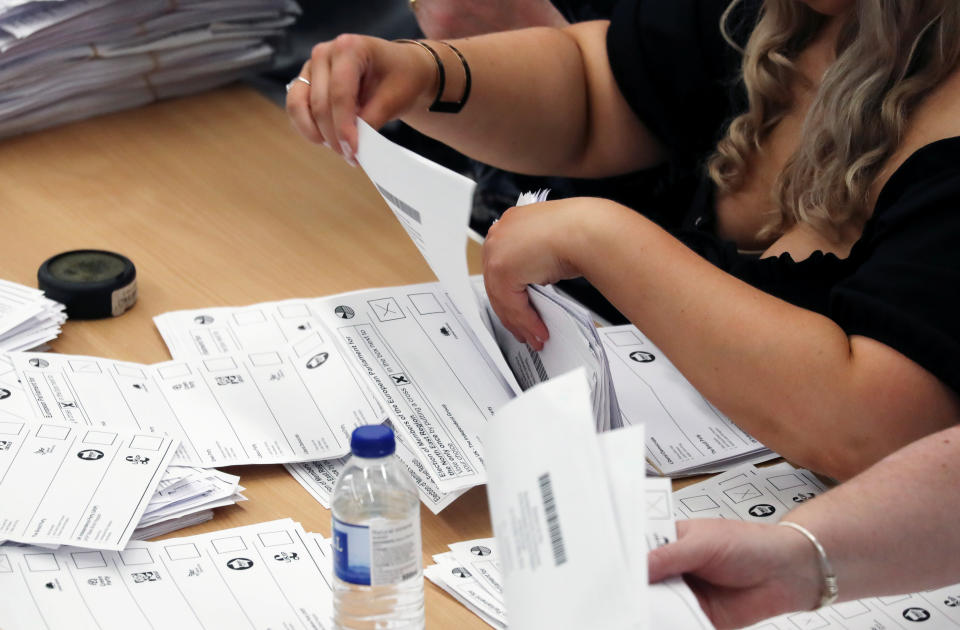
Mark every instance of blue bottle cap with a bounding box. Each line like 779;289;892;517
350;425;396;458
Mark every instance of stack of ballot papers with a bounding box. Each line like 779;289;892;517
133;465;246;540
0;0;300;138
450;368;715;630
0;518;335;629
675;465;960;630
599;324;777;476
0;278;65;352
0;420;178;550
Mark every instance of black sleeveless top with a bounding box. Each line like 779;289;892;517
606;0;960;394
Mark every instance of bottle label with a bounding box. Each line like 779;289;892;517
333;515;421;586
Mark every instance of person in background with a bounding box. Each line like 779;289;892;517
649;423;960;629
285;0;960;481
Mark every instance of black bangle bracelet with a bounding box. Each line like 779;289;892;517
395;39;471;114
436;41;471;114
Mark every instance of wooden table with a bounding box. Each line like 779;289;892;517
0;85;494;628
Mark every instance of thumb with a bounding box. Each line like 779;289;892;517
648;528;713;583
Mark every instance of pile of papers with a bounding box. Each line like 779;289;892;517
0;519;334;629
134;465;246;540
676;465;960;630
0;279;65;352
600;324;777;476
0;0;301;138
0;420;178;550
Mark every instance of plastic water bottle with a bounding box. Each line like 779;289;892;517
332;425;425;630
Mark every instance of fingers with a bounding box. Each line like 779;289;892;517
286;36;365;162
307;43;338;153
328;35;367;164
490;283;550;350
286;60;326;145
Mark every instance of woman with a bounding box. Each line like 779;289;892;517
286;0;960;480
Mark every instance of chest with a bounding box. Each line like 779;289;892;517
712;40;960;261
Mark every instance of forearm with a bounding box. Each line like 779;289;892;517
784;424;960;600
401;24;661;176
569;202;956;478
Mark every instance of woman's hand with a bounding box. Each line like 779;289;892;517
482;197;617;350
285;35;437;164
649;519;823;629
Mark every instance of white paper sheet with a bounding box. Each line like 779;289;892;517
600;324;772;476
285;424;467;514
8;348;380;467
356;119;520;396
432;376;714;630
674;463;827;522
0;420;176;549
155;283;516;491
0;519;335;630
484;369;642;630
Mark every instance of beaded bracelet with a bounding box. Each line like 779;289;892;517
395;39;472;113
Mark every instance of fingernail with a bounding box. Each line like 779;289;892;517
339;140;357;167
322;140;331;149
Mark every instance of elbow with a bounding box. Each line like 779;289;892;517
791;438;874;482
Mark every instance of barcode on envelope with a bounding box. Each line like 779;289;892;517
375;184;422;224
528;347;549;382
538;472;567;566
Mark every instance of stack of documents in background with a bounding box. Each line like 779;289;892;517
0;279;65;351
0;0;300;138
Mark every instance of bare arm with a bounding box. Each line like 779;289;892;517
413;0;569;39
482;199;960;479
285;22;663;177
648;424;960;629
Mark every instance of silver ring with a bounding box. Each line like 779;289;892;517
285;76;311;93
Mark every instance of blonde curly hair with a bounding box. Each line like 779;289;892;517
709;0;960;241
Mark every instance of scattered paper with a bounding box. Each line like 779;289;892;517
0;519;335;630
0;420;176;550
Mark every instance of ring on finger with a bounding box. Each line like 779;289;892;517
285;76;312;93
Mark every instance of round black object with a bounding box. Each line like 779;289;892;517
38;250;137;319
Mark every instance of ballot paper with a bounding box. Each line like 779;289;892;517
0;0;301;139
673;462;828;522
600;325;776;476
133;466;246;540
0;519;336;630
153;280;615;494
355;120;621;434
6;347;381;467
674;468;960;630
150;123;622;492
154;283;511;491
0;420;176;550
285;421;467;514
0;279;66;352
481;369;713;630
